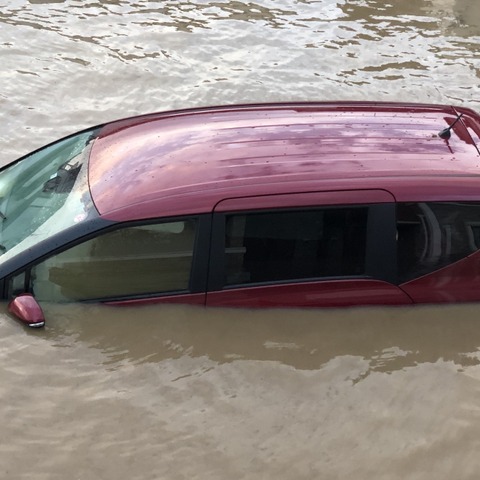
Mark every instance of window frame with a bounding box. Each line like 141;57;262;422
5;214;212;302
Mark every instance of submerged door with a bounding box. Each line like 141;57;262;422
206;190;413;308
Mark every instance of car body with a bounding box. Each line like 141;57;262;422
2;102;480;327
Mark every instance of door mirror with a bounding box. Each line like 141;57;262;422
8;293;45;328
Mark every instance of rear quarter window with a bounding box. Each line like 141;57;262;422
397;202;480;283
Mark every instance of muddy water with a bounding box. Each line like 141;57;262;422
1;0;480;478
4;303;480;479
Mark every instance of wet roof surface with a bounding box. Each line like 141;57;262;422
88;103;480;219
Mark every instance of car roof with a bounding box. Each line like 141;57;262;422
88;102;480;221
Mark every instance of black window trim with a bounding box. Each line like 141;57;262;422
366;203;397;284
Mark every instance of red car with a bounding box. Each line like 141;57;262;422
3;102;480;327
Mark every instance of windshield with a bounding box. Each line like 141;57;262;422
0;128;99;263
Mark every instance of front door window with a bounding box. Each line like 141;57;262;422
12;219;197;302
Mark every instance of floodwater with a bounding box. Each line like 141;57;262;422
1;0;480;478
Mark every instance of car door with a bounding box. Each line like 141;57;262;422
206;190;413;308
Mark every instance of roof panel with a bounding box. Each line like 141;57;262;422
88;102;480;219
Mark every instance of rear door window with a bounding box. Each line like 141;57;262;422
223;206;369;286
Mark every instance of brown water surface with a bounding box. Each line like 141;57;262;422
3;303;480;479
1;0;480;478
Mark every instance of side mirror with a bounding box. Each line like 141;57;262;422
8;293;45;328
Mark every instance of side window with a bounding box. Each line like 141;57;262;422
397;202;480;283
14;219;197;302
224;207;368;286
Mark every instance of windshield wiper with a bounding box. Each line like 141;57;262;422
43;162;81;194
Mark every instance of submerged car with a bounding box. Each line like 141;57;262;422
3;101;480;327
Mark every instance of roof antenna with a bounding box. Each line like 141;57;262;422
438;113;464;139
